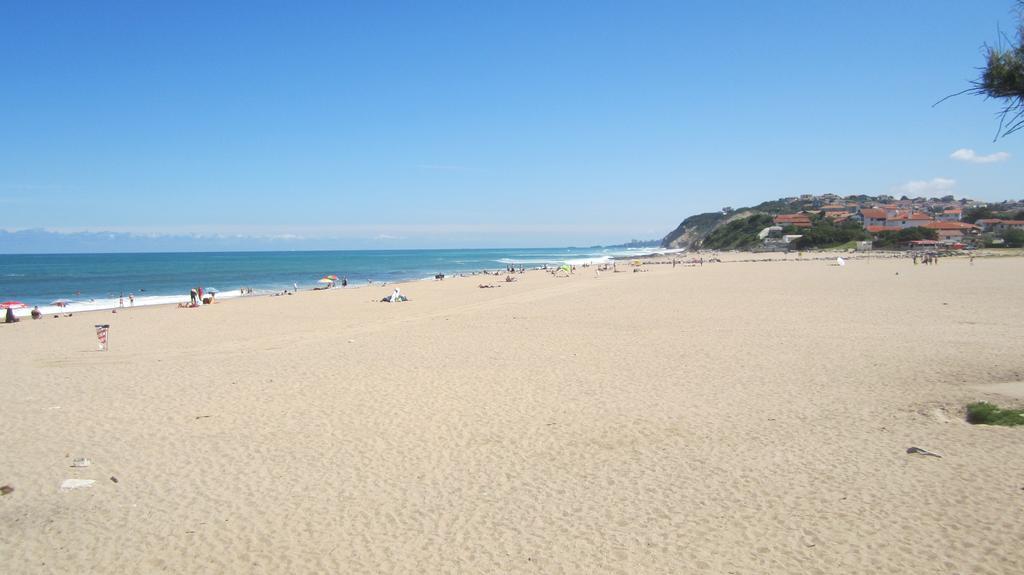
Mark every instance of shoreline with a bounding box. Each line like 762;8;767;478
1;247;687;315
4;248;1019;320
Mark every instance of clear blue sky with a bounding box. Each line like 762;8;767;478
2;0;1022;249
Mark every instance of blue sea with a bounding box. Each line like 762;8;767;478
1;247;677;315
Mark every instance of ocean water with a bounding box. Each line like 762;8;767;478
1;247;679;315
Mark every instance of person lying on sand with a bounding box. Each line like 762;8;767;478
381;288;409;302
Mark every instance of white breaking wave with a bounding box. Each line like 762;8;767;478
10;289;247;317
494;255;614;267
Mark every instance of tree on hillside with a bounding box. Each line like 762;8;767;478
963;206;995;223
872;227;939;249
1002;227;1024;247
791;216;869;249
945;2;1024;138
700;214;774;250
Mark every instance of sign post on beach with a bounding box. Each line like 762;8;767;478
95;324;110;351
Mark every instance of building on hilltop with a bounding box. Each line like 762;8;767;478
773;213;813;228
858;208;888;227
921;221;979;242
973;218;1024;233
975;218;1000;232
866;225;903;234
984;219;1024;233
857;206;935;235
885;212;934;229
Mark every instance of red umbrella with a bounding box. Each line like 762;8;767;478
0;301;27;309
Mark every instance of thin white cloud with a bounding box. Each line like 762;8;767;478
950;148;1010;164
892;177;956;195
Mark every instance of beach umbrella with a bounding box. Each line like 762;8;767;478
205;288;219;294
317;277;333;284
0;301;27;309
50;299;72;307
324;274;338;281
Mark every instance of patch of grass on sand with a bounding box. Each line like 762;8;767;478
966;402;1024;426
823;240;860;251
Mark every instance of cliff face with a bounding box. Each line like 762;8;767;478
661;210;757;249
661;212;725;249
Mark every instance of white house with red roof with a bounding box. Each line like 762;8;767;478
889;211;934;229
773;213;813;228
975;218;1003;232
989;220;1024;233
858;208;888;227
858;206;935;233
974;218;1024;233
922;221;979;241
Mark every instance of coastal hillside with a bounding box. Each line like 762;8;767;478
660;194;1024;250
660;198;794;249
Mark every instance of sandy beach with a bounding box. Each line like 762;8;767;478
2;254;1023;574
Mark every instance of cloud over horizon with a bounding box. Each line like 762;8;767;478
950;148;1010;164
892;177;956;196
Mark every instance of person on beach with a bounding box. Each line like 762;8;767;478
190;288;198;305
129;293;134;306
31;306;41;320
5;307;19;323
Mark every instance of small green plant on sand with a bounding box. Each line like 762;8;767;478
966;402;1024;426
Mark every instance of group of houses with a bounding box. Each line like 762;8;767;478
765;194;1024;250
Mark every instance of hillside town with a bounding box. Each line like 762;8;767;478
763;194;1024;250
